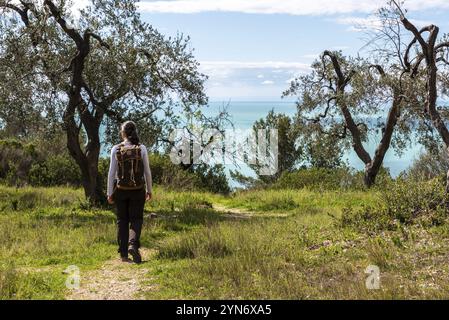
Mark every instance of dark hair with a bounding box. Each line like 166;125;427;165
121;121;140;145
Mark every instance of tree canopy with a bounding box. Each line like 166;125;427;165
0;0;225;202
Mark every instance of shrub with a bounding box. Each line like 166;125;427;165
272;167;392;191
149;153;200;190
405;147;448;182
272;167;360;190
340;178;448;232
0;139;38;185
0;138;83;187
192;163;231;194
28;154;82;187
149;153;230;194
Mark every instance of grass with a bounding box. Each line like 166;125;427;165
1;184;449;299
216;188;379;215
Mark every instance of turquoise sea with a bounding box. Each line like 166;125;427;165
205;100;424;180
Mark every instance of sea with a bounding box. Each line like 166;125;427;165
204;100;424;182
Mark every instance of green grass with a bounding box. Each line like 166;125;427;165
1;185;449;299
216;188;379;214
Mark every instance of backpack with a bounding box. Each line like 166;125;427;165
115;143;144;190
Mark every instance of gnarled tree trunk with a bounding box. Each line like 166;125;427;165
324;51;403;188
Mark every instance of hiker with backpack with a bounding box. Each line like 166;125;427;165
107;121;152;263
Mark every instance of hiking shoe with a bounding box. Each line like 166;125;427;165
128;247;142;264
120;256;132;263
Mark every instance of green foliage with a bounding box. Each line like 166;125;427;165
97;157;111;193
272;167;361;190
303;132;345;169
251;110;302;182
192;163;231;194
3;184;449;299
0;138;84;187
341;179;448;233
149;153;230;194
405;147;448;182
0;139;39;185
270;167;393;191
28;155;82;187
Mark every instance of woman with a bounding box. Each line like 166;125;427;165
107;121;152;263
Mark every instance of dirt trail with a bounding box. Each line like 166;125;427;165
65;204;285;300
66;248;156;300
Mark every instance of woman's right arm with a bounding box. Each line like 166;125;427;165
107;146;118;198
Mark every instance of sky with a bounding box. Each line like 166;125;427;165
131;0;449;101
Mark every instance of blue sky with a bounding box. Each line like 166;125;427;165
69;0;449;101
133;0;449;101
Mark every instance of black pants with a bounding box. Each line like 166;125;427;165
114;188;145;257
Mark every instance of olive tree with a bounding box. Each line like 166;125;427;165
385;0;449;193
284;51;415;187
0;0;212;203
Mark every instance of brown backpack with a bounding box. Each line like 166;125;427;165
115;143;144;190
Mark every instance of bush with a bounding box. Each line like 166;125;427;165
149;153;230;194
405;147;448;182
28;154;82;187
340;178;448;233
272;167;392;191
0;138;83;187
272;167;360;190
0;139;38;185
192;163;231;194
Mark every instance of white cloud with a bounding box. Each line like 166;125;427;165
138;0;449;15
199;60;310;99
336;15;433;32
335;16;384;32
199;60;311;79
199;61;310;70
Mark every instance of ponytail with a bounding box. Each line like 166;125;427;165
121;121;140;145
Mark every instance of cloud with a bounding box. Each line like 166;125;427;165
335;16;384;32
198;60;310;99
199;61;311;70
138;0;449;15
198;60;311;80
335;15;433;32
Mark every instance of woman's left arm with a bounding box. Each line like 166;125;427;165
107;146;118;203
141;145;153;198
